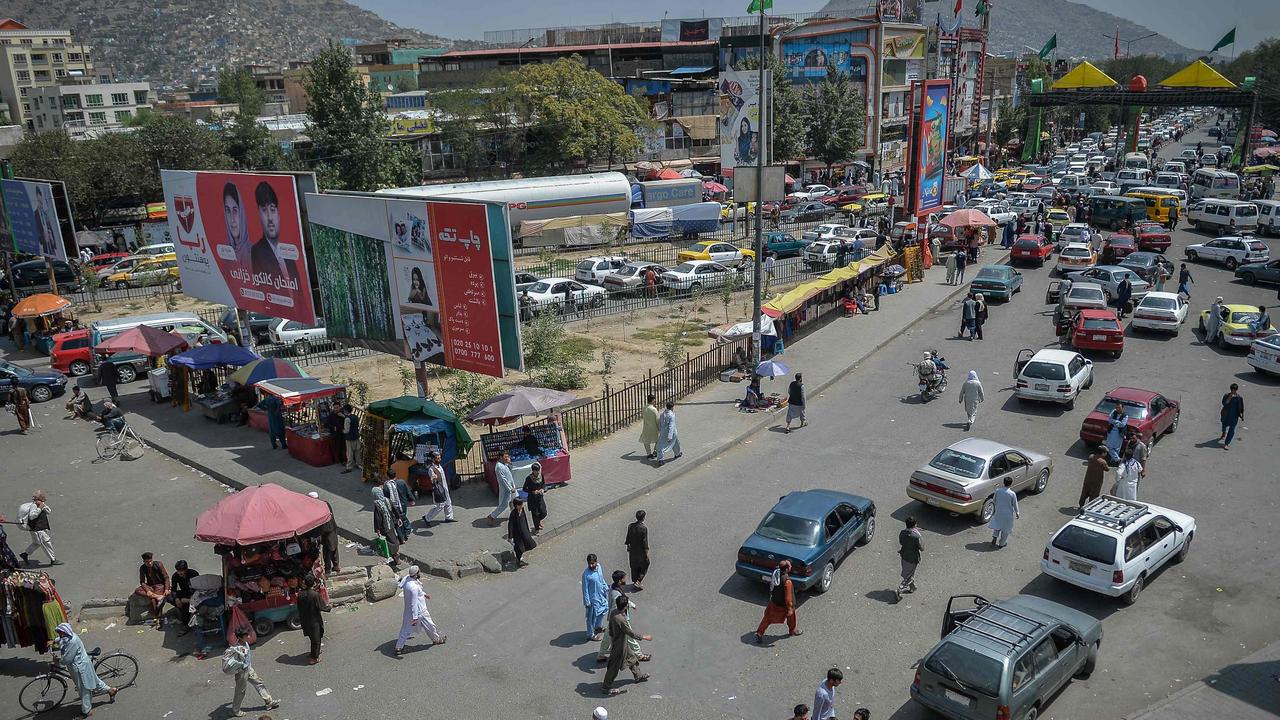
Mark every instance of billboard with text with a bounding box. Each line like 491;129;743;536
915;80;951;215
162;170;316;324
1;179;68;261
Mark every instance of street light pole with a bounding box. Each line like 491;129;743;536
751;5;766;366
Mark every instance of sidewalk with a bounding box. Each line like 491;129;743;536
128;251;1006;579
1127;641;1280;719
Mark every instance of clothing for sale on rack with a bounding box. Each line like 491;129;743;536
1;570;68;651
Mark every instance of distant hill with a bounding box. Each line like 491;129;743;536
5;0;456;87
816;0;1200;59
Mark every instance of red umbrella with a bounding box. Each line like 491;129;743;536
655;168;682;180
940;209;998;229
94;325;188;357
703;180;729;193
194;483;332;545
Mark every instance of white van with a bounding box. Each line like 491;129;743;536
1186;199;1259;235
90;311;228;348
1254;200;1280;236
134;242;176;256
1123;152;1150;171
1190;169;1241;200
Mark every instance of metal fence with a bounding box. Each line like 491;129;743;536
68;281;184;308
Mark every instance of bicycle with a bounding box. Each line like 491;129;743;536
95;422;146;461
19;648;139;714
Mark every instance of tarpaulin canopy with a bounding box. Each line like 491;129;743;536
11;293;71;319
712;314;777;340
517;212;629;239
194;483;332;545
1158;59;1235;88
466;385;580;425
762;245;898;317
95;325;188;357
631;202;722;238
1051;61;1117;90
169;344;261;370
255;377;345;407
229;357;306;386
961;164;994;180
367;395;474;455
1242;164;1280;175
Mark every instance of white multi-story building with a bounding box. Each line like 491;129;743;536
27;82;152;137
0;18;99;129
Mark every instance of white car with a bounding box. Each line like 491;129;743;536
1041;496;1194;605
1247;333;1280;375
790;184;832;202
1056;243;1098;274
660;260;742;294
1014;348;1094;409
801;223;850;243
574;256;628;284
834;227;878;244
269;317;329;352
1184;236;1270;271
1060;282;1109;313
1063;266;1151;304
1089;181;1120;195
1129;292;1188;334
974;202;1017;226
523;277;607;311
1058;223;1091;247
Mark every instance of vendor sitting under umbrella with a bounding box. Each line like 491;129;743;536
520;425;545;458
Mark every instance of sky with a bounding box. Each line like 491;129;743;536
352;0;1275;52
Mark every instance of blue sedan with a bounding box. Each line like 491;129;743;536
969;264;1023;302
736;489;876;594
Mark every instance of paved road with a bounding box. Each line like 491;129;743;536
3;123;1276;720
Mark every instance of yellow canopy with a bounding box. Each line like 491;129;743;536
1242;164;1279;175
1158;60;1235;89
1051;61;1117;90
840;202;864;213
762;244;899;315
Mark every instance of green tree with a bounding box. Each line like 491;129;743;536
393;75;418;93
218;67;266;117
305;42;420;190
135;115;233;199
1224;38;1280;130
217;67;290;170
735;54;806;163
433;87;526;177
801;67;866;173
993;98;1026;148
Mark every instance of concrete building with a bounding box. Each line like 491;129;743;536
27;81;152;137
0;18;96;130
355;39;445;92
244;63;287;105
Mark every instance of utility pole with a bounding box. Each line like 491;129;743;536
750;5;766;367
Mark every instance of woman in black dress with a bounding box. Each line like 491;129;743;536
522;462;548;532
507;497;536;568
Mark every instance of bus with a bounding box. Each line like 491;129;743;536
1190;169;1241;200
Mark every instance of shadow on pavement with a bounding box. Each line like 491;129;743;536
964;540;1002;553
865;588;900;604
548;631;585;649
1200;659;1280;715
999;395;1071;417
889;501;974;537
1017;573;1124;622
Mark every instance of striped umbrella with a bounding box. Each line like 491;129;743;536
228;357;306;386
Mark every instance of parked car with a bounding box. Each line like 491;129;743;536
1184;235;1269;270
660;260;744;294
801;223;851;243
1100;233;1138;263
1197;303;1277;348
1013;348;1094;409
1118;252;1175;285
763;231;811;258
514;272;540;293
573;256;628;284
1129;292;1189;334
1055;243;1097;274
911;594;1102;720
1234;257;1280;286
268;317;331;354
0;259;83;294
1132;224;1172;253
48;328;149;380
522;278;608;312
1011;235;1054;267
969;265;1023;302
1247;333;1280;376
1068;308;1125;357
820;185;869;206
95;255;150;280
105;254;179;289
87;252;129;270
802;240;869;270
1042;496;1194;604
780;201;836;223
677;240;755;266
1063;266;1150;305
907;438;1052;524
790;184;832;202
735;489;875;594
1078;387;1180;446
1058;282;1109;314
601;262;668;296
0;359;68;404
1186;199;1259;235
974;202;1017;225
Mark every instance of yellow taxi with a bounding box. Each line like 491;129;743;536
105;253;180;289
1045;207;1073;235
676;240;756;265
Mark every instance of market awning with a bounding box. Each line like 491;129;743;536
668;66;713;75
367;395;475;455
194;483;332;545
169;344;261;370
255;377;345;407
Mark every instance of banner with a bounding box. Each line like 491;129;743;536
1;179;67;260
780;31;869;84
306;193;510;378
719;69;768;170
660;18;722;43
162;170;316;324
915;80;951;214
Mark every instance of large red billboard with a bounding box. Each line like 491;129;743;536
426;202;504;377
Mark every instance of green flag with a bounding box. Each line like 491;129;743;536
747;0;772;12
1211;28;1235;53
1038;34;1057;60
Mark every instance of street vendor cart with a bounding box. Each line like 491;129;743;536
255;378;348;467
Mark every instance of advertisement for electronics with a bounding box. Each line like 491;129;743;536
162;170;316;323
915;80;950;215
1;178;68;261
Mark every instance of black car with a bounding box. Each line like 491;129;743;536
0;260;83;293
219;308;276;345
780;202;835;224
0;359;68;403
1119;251;1175;284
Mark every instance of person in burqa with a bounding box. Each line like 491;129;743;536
624;510;650;591
55;623;117;718
507;497;536;568
395;566;445;656
959;370;985;431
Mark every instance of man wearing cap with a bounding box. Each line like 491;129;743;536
592;708;609;720
395;566;446;656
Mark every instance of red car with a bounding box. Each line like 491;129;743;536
1010;234;1054;266
1069;308;1124;356
1134;224;1172;252
1101;233;1138;263
1079;386;1181;446
821;185;869;206
88;252;129;270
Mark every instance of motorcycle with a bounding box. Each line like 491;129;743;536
912;358;949;401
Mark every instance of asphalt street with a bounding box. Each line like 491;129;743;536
2;124;1277;720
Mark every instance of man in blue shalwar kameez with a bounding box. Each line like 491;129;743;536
581;553;609;641
56;622;116;718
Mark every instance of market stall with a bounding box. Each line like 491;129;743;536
168;344;261;420
366;396;474;492
10;294;76;355
467;386;580;494
255;378;347;467
230;358;306;432
194;484;331;639
0;569;70;652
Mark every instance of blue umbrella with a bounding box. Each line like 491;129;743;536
168;343;261;370
755;359;790;378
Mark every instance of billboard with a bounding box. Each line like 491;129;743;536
162;171;316;324
915;80;951;215
660;19;722;43
306;193;515;378
718;69;767;170
1;179;68;260
780;31;869;85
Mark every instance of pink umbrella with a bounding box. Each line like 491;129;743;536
940;209;998;228
703;180;728;193
194;483;332;545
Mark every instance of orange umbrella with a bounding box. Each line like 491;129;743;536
12;293;72;319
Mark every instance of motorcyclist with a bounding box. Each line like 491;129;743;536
929;351;949;375
917;352;944;395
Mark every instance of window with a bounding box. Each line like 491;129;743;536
823;511;842;540
31;53;46;64
110;92;128;105
15;70;29;82
55;69;65;78
34;70;49;81
85;94;103;107
1012;654;1035;691
88;111;106;125
1030;637;1059;675
134;90;148;105
52;52;62;62
114;110;132;123
68;53;82;61
62;94;80;109
13;53;26;64
64;111;82;122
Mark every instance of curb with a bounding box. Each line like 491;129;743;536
146;252;1004;580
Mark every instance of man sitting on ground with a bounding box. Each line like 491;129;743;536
64;386;92;420
134;552;169;628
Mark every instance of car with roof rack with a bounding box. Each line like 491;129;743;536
1041;496;1194;605
911;593;1102;720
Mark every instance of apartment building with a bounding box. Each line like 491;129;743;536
27;81;152;137
0;19;96;129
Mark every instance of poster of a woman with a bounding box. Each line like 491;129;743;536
735;117;759;165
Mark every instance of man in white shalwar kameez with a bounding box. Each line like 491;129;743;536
1113;454;1141;501
395;566;446;656
987;477;1020;548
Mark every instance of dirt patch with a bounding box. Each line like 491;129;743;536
73;292;223;327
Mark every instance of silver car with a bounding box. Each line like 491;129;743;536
907;438;1053;524
1063;265;1151;305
